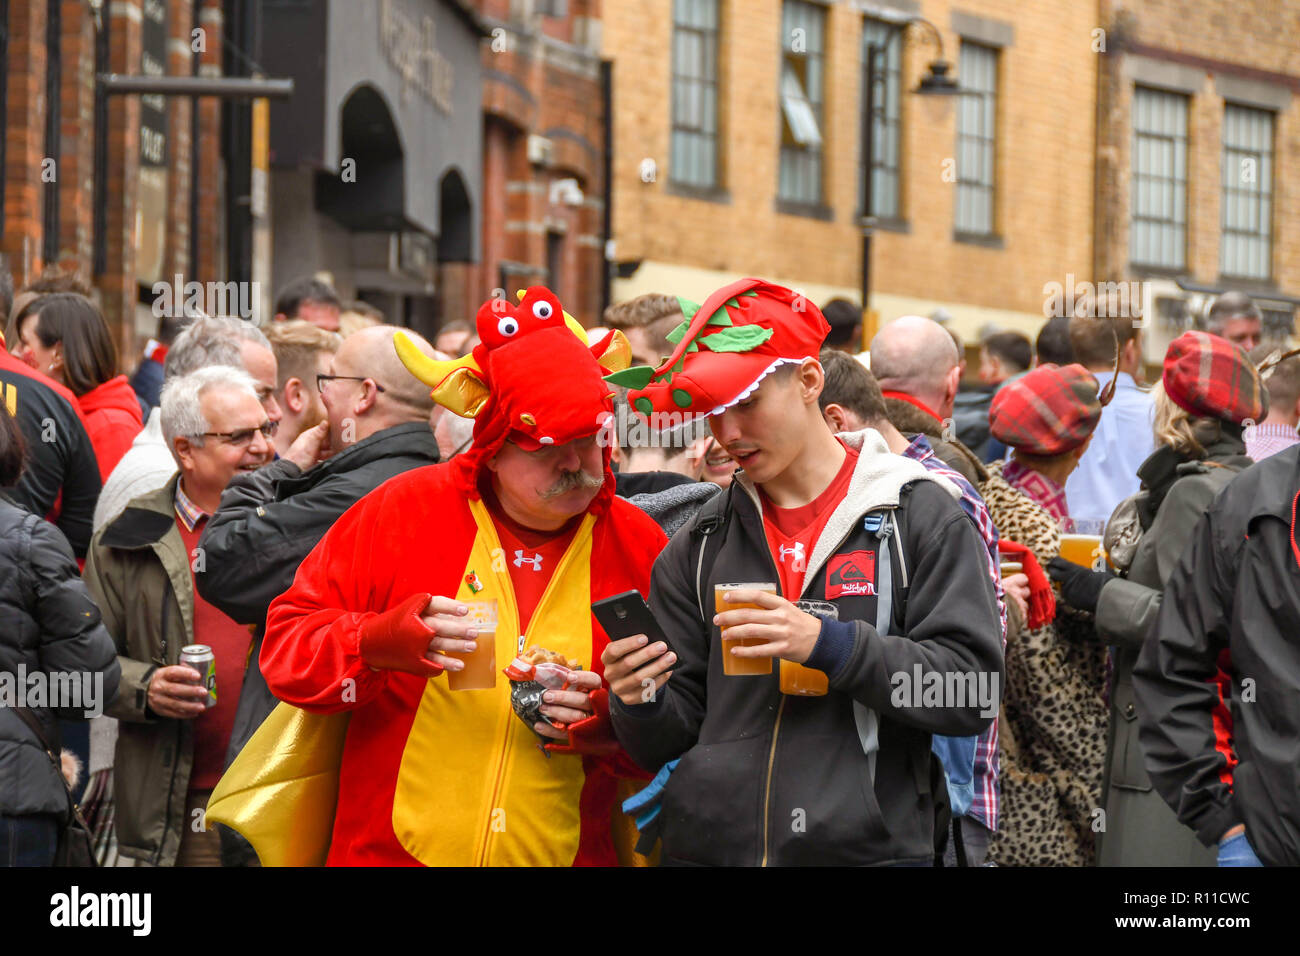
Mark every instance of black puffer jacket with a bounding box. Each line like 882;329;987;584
0;496;120;816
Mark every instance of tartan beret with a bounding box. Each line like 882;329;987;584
1162;331;1264;425
989;363;1102;456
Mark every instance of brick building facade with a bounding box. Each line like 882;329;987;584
1;0;227;364
1095;0;1300;361
603;0;1300;353
468;0;608;327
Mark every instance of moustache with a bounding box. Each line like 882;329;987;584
541;468;605;499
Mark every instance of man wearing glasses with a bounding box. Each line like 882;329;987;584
194;326;442;865
84;365;275;867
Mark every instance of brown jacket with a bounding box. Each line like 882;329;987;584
884;397;987;488
83;474;199;866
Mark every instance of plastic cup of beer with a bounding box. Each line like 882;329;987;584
1058;534;1105;572
715;583;777;676
780;601;835;696
443;600;498;690
999;561;1023;580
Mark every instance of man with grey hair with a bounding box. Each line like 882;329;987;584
870;315;984;485
85;365;275;866
94;317;283;531
194;326;442;864
1205;291;1263;351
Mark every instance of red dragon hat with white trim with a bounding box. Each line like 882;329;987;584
607;278;831;419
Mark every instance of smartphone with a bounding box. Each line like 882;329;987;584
591;590;674;658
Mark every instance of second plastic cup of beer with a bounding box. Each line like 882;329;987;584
780;600;835;696
715;583;777;676
443;600;498;690
1057;534;1105;571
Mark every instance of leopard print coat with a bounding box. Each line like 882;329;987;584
980;462;1109;866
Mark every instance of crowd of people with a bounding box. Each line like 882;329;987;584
1;265;1297;868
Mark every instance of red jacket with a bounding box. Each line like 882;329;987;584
262;461;667;866
78;375;144;481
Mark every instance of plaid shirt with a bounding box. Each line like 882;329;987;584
174;479;210;532
1246;422;1300;462
904;435;1005;831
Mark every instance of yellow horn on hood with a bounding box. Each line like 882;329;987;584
393;331;490;418
513;289;589;344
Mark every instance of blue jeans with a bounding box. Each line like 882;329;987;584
0;814;59;867
1217;831;1263;867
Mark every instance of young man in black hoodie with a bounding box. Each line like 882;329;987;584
602;279;1003;866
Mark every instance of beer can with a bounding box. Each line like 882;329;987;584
179;644;217;708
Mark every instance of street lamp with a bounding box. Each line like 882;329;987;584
861;16;962;319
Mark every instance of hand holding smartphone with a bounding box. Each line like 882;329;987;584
593;590;678;707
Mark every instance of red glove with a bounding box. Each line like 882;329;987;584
357;593;445;677
545;687;621;756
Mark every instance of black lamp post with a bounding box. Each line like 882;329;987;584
861;16;962;317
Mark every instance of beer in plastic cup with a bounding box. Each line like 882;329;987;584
715;583;777;676
1058;534;1105;571
999;562;1023;579
781;601;836;696
444;600;498;690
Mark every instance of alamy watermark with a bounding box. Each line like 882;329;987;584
0;665;106;719
151;275;260;321
890;663;1000;720
1042;273;1145;325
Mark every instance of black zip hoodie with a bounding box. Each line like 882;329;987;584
611;430;1003;866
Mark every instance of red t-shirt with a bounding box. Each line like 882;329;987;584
481;484;580;638
178;518;253;791
758;443;858;599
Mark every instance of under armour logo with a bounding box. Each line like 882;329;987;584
779;542;805;564
513;550;543;571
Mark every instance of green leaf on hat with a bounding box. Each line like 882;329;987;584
698;325;774;353
677;297;700;322
705;307;733;327
604;365;656;389
740;289;759;297
672;388;693;409
724;297;741;310
665;319;691;345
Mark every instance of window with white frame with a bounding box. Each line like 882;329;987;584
955;42;997;236
671;0;721;189
1130;86;1188;270
862;19;902;220
1221;103;1274;280
778;0;826;205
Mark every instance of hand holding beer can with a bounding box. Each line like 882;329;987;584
179;644;217;708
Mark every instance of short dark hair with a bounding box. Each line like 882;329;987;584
982;331;1032;373
1069;314;1140;370
818;349;887;423
604;293;684;361
1206;291;1262;333
274;276;342;319
24;293;119;397
0;400;27;486
820;298;861;349
1035;316;1075;367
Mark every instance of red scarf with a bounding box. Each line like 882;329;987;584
881;390;941;423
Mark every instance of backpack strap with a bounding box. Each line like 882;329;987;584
691;485;734;622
